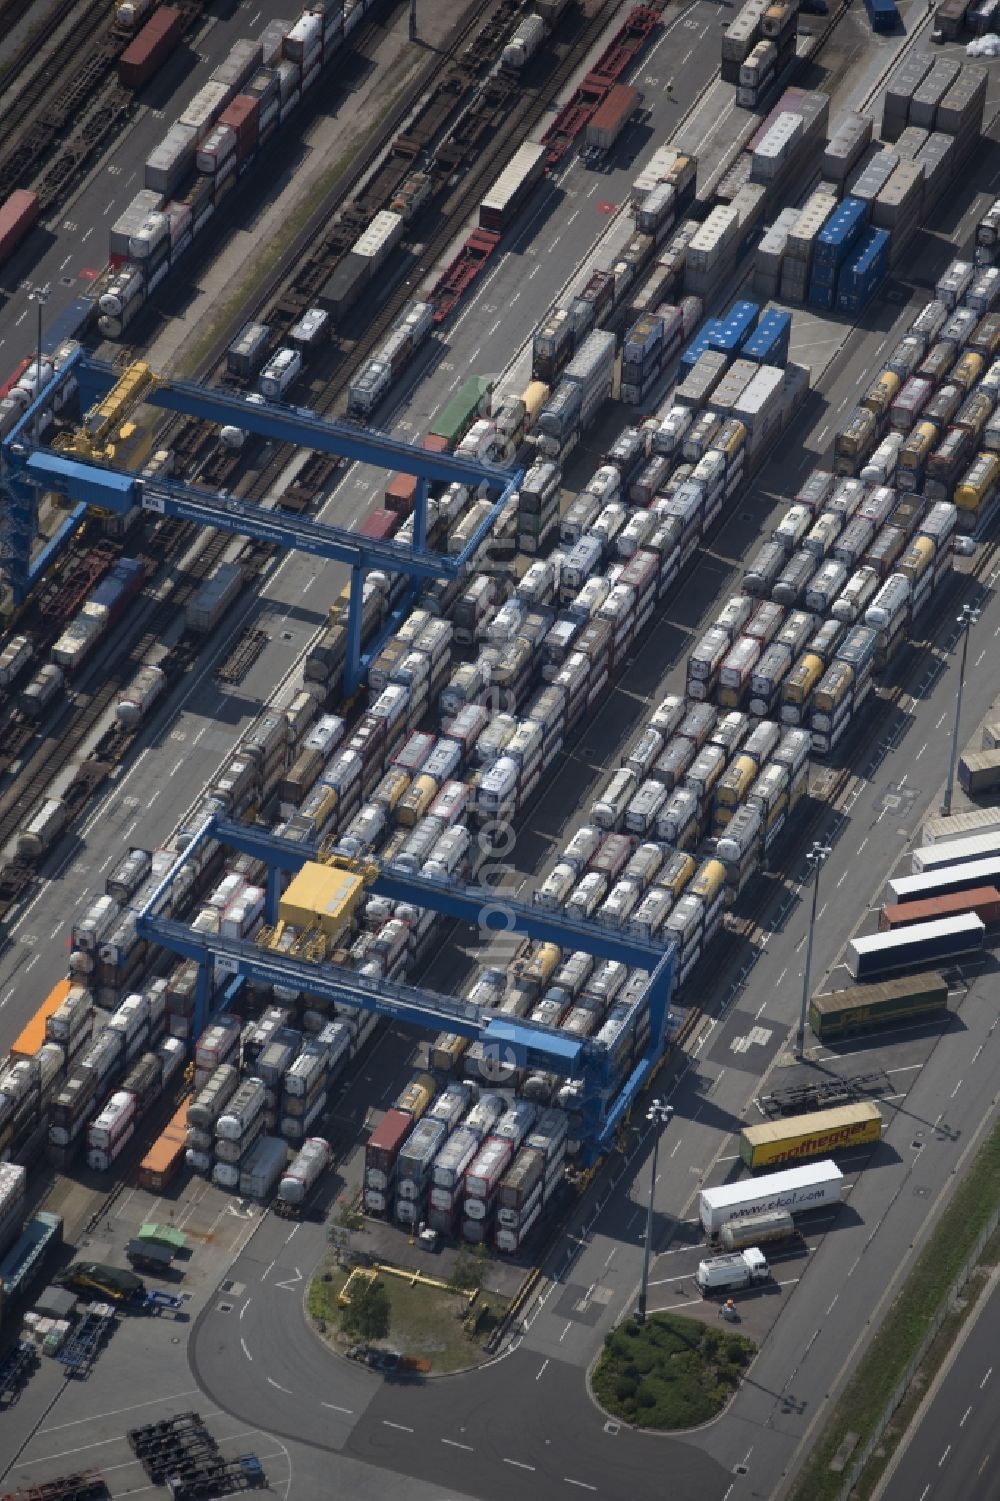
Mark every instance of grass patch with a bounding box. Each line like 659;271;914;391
307;1260;509;1375
788;1120;1000;1501
171;54;426;381
591;1312;756;1430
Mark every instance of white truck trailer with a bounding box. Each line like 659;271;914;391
699;1160;844;1234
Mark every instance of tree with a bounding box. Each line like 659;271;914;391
341;1279;391;1342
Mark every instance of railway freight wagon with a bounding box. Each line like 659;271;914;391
740;1102;883;1169
699;1161;844;1234
809;972;950;1040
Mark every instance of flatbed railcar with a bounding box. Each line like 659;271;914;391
848;913;985;981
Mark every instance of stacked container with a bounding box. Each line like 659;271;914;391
212;1077;267;1191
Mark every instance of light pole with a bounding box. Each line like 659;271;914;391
636;1099;673;1324
942;604;980;818
28;282;50;406
794;841;831;1059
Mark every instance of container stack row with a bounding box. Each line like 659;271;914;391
97;0;376;338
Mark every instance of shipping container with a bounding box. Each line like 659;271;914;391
740;1102;883;1169
0;190;40;264
848;913;984;979
699;1161;844;1233
809;972;948;1039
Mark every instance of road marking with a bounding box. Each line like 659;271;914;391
960;1405;972;1427
565;1481;597;1492
935;712;946;728
826;1295;839;1314
321;1402;353;1414
536;1359;549;1380
939;1444;951;1466
503;1459;536;1471
559;1320;572;1341
240;1297;251;1320
950;1079;963;1098
982;1367;992;1388
383;1421;414;1434
265;1377;290;1393
441;1438;473;1451
915;742;926;760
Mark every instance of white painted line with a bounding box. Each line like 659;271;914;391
981;1366;992;1387
559;1320;572;1341
442;1437;473;1451
960;1405;972;1427
565;1481;597;1492
950;1079;963;1098
265;1376;290;1393
939;1444;951;1466
321;1402;353;1414
504;1459;536;1471
383;1421;414;1434
536;1359;549;1380
39;1392;202;1433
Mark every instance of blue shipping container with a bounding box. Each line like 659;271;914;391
813;197;869;267
681;320;723;368
743;309;792;364
41;297;95;356
708;300;759;353
864;0;899;31
808;282;837;312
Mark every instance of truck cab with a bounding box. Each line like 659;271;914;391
696;1246;770;1294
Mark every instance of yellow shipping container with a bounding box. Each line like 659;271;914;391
898;420;937;474
373;766;411;814
716;754;757;809
860;369;900;419
898;535;935;585
278;863;364;941
740;1101;883;1169
521;380;551;430
813;661;853;714
951;350;985;395
397;1072;436;1120
955;452;1000;511
782;653;824;707
520;941;562;992
690;858;726;905
658;850;696;898
396;773;438;829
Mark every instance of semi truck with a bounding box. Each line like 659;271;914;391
699;1160;844;1234
696;1246;770;1294
740;1102;883;1169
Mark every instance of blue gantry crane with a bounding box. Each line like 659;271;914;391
134;816;679;1162
0;352;521;689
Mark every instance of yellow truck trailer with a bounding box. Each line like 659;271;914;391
740;1101;883;1170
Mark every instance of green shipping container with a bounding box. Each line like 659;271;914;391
429;376;493;447
809;971;948;1040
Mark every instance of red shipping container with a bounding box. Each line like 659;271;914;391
0;358;31;400
879;885;1000;932
358;507;400;541
119;5;185;90
421;433;450;453
365;1108;413;1175
384;472;417;516
219;95;260;165
0;190;40;265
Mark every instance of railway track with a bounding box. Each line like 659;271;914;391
170;0;636;504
